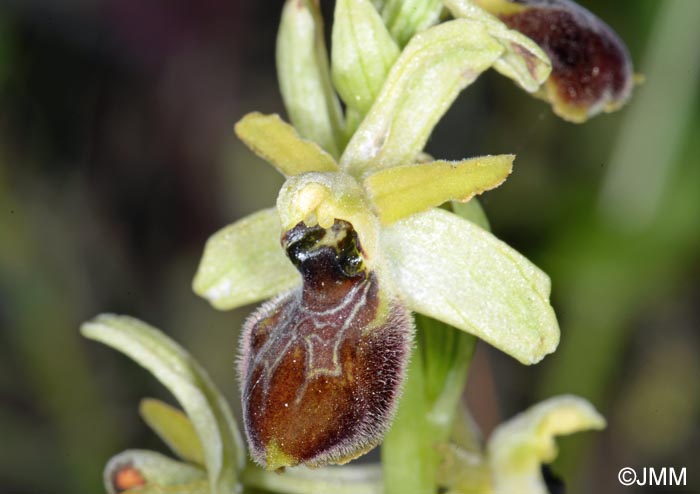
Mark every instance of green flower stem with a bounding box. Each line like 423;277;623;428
382;322;476;494
382;201;488;494
382;332;434;494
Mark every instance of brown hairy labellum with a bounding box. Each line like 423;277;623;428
239;219;413;470
477;0;634;122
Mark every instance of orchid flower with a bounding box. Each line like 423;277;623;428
192;0;562;470
80;0;636;490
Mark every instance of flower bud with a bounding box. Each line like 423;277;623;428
239;219;413;470
475;0;635;122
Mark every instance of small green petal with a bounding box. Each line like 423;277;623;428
341;19;504;176
234;112;339;176
364;155;513;224
139;398;206;467
380;0;444;47
444;0;551;92
487;395;606;494
332;0;400;117
104;449;208;494
192;208;301;311
381;208;558;364
81;315;244;493
277;0;345;157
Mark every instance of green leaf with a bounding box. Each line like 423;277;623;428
340;19;504;176
81;315;244;494
487;396;605;494
104;449;208;494
381;208;559;364
332;0;400;118
234;112;339;176
444;0;551;92
277;0;345;157
364;155;513;224
380;0;444;47
192;208;301;310
139;398;206;467
382;341;435;494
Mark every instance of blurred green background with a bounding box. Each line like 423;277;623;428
0;1;697;493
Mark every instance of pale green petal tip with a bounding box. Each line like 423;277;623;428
488;396;605;494
192;208;300;311
488;395;606;462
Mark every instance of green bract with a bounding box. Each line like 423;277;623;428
81;315;244;494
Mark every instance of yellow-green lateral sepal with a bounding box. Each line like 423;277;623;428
365;154;513;224
104;449;208;494
192;208;301;310
140;398;206;467
381;208;559;364
444;0;551;92
341;19;504;176
81;315;244;494
277;0;345;157
332;0;399;118
234;112;339;176
487;396;606;494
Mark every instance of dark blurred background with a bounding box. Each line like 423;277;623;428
0;1;697;493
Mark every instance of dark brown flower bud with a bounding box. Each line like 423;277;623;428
239;219;413;470
476;0;634;122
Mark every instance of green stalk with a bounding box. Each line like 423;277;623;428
382;200;487;494
382;335;433;494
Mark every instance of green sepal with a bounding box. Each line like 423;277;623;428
443;0;551;92
364;155;513;224
81;315;244;494
139;398;206;467
192;208;301;311
381;208;559;364
277;0;345;157
234;112;339;176
340;19;504;176
332;0;400;118
104;449;208;494
487;396;606;494
380;0;444;47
